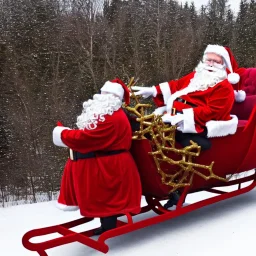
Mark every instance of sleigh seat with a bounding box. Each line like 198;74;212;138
231;68;256;120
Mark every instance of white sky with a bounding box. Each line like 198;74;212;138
1;179;256;256
180;0;241;13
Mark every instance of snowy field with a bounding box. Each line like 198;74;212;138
1;180;256;256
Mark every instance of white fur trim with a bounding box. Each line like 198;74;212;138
228;73;240;84
56;202;79;211
152;86;157;97
166;86;194;113
206;115;238;138
52;126;70;147
182;108;197;133
101;81;124;100
153;106;167;115
159;82;172;104
234;90;246;102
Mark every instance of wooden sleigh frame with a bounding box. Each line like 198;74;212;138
22;169;256;255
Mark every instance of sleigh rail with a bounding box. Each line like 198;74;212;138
22;170;256;255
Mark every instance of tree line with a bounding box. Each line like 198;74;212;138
0;0;255;206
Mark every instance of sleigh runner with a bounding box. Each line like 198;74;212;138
22;78;256;255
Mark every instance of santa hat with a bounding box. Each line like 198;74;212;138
204;44;246;102
204;44;240;84
100;78;130;105
224;46;246;102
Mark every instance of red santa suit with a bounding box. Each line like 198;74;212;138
153;71;238;137
53;80;142;218
132;45;244;138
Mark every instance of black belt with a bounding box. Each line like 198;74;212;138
69;149;127;161
175;97;197;108
171;108;183;115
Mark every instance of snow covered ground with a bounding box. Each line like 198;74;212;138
1;182;256;256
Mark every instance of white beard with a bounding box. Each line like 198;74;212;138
189;61;227;90
76;94;122;130
167;61;227;110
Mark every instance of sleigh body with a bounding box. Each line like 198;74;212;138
22;82;256;255
132;107;256;198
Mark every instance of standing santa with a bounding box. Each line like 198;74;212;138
53;78;142;235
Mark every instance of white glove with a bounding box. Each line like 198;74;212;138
153;106;167;115
131;86;157;98
161;113;184;126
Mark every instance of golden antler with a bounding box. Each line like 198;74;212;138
125;80;228;192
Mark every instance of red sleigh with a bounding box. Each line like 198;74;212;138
22;72;256;255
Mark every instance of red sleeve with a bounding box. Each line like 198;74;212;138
153;89;165;107
193;82;235;127
153;72;195;107
60;118;116;153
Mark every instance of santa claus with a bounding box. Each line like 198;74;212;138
132;44;245;145
52;78;142;235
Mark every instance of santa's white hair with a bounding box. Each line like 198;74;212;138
76;93;122;130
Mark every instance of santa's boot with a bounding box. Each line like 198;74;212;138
93;215;117;235
164;190;181;209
